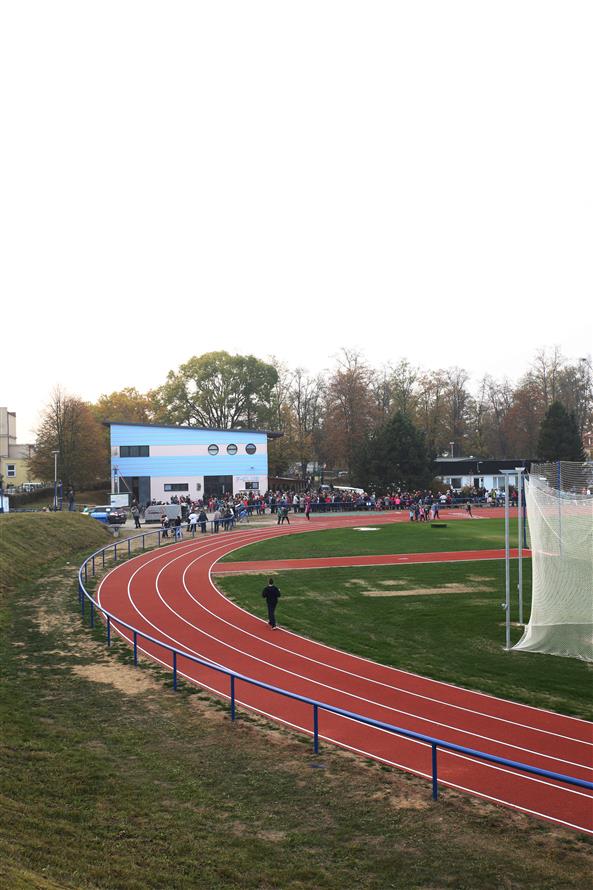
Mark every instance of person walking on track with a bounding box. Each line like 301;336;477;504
262;577;281;629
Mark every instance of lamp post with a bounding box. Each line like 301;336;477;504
0;472;4;514
52;450;59;512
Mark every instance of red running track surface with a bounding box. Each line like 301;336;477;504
96;512;593;834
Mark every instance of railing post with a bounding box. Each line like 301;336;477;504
92;556;95;576
313;704;319;753
81;591;85;617
84;563;88;583
102;550;105;568
114;543;117;563
107;615;111;647
432;744;438;800
90;600;94;628
230;675;236;721
133;631;138;665
128;539;131;558
173;651;177;690
142;534;145;551
158;531;161;547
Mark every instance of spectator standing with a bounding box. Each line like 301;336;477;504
131;502;142;529
262;577;281;628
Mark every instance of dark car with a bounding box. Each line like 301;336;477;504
86;505;128;525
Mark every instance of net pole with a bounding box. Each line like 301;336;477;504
502;471;511;650
516;468;525;625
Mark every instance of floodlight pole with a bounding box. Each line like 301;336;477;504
515;468;525;625
501;470;513;650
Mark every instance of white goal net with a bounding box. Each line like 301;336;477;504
513;464;593;661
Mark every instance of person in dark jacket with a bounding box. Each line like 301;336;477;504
262;578;281;628
198;509;208;533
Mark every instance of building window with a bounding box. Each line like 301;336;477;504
208;444;219;455
226;444;238;455
6;464;16;477
120;446;149;457
245;443;257;455
164;483;189;492
245;481;259;490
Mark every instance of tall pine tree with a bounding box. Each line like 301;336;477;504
537;401;585;461
355;411;434;491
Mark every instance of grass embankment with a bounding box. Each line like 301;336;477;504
0;513;111;594
1;519;592;888
220;517;519;562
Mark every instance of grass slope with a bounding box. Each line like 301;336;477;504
0;513;111;594
220;517;520;562
1;520;592;887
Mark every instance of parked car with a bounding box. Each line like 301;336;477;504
86;505;128;525
143;504;182;524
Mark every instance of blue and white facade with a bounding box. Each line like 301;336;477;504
108;423;272;504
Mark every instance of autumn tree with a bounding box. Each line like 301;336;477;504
321;350;376;478
29;387;107;490
153;352;279;429
287;368;325;479
92;387;154;425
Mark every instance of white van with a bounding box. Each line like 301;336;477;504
143;504;182;524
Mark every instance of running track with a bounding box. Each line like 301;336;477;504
96;511;593;834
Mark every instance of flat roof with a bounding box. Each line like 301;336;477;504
104;420;283;439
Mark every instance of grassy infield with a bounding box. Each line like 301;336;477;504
1;513;592;889
218;520;592;719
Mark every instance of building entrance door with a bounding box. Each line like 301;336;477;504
204;475;233;499
119;476;151;506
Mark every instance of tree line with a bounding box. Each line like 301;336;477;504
29;348;591;491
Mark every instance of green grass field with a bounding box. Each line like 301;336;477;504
217;521;593;721
221;517;521;562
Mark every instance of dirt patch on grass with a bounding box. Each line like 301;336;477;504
73;662;161;695
363;584;483;597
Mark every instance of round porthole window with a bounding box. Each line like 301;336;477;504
208;444;219;456
245;443;256;455
226;443;238;455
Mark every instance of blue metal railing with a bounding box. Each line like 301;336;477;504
77;531;593;803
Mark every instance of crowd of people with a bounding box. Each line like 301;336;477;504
129;483;515;533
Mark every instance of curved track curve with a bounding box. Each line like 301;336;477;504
96;512;593;834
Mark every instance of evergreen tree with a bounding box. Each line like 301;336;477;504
355;411;434;491
536;401;586;462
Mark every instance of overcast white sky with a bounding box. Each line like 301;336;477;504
1;1;591;441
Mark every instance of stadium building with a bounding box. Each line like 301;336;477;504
107;422;281;505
